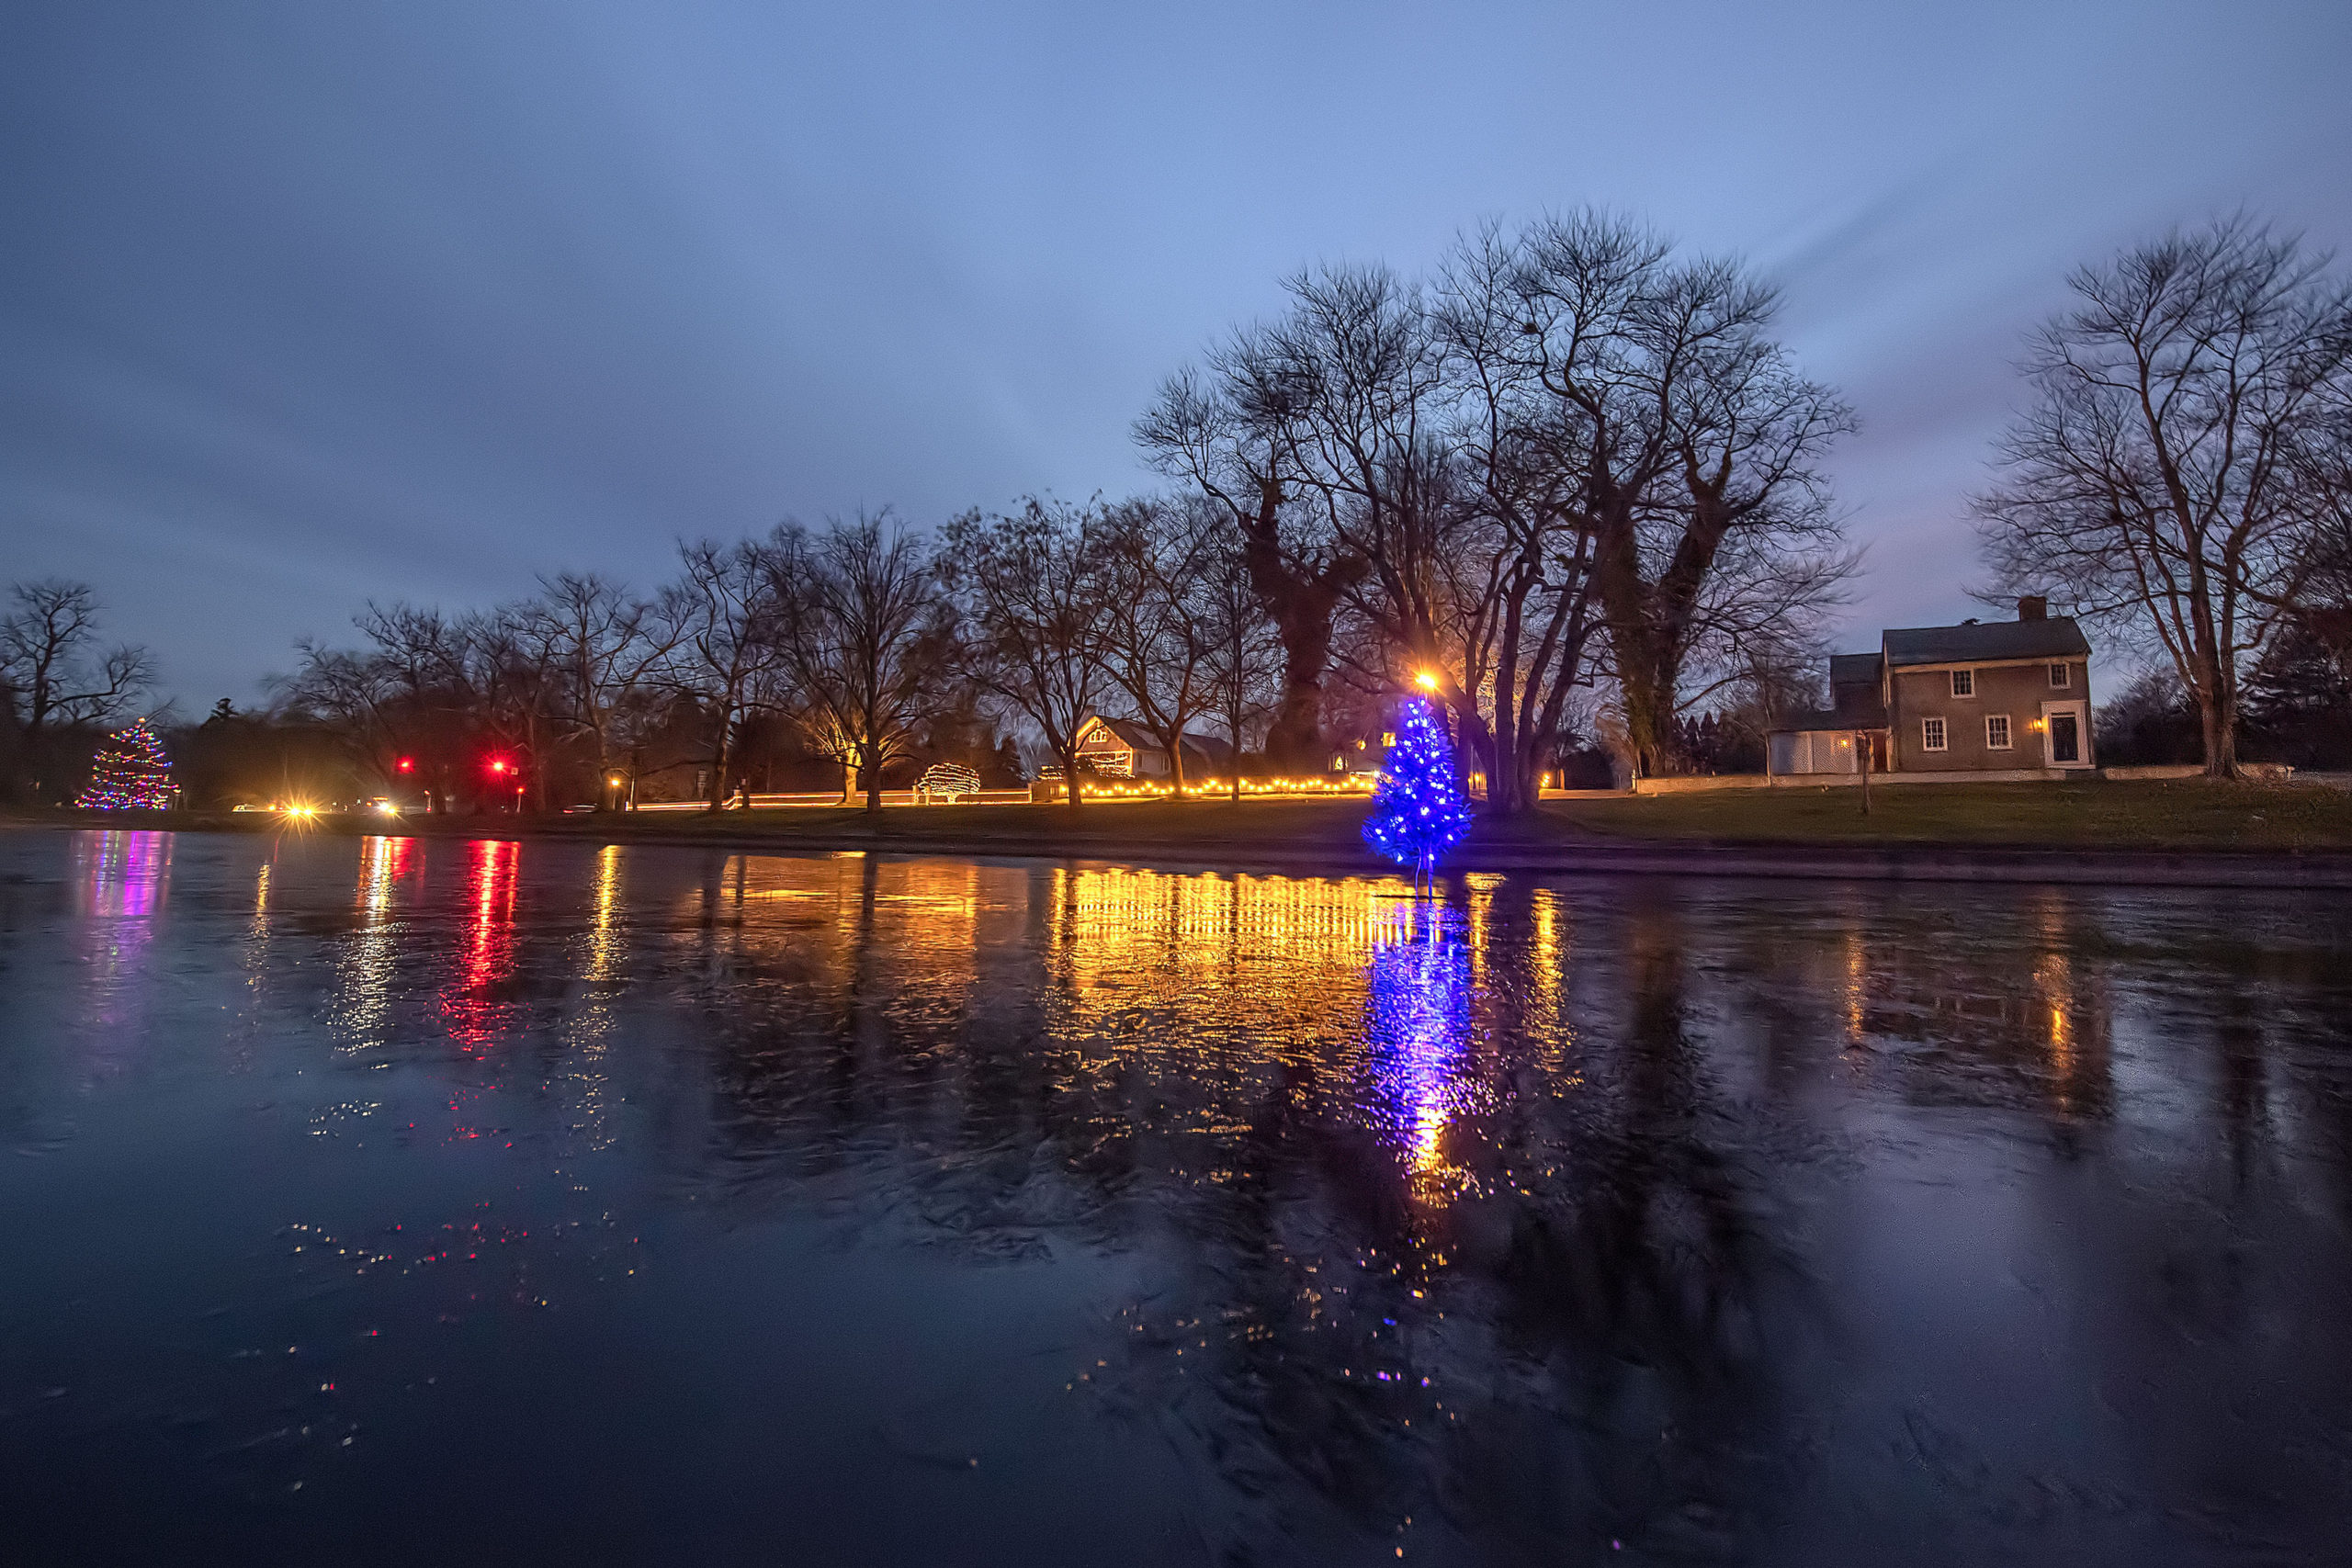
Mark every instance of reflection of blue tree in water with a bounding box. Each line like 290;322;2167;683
695;864;1799;1560
1364;901;1475;1187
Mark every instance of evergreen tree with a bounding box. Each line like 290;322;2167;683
2244;615;2352;767
1361;696;1472;883
76;716;175;809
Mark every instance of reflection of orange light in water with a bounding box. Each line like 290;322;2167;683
585;844;623;979
2033;946;2075;1111
357;835;412;911
1845;929;1868;1045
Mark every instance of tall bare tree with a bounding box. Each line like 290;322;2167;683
772;510;957;811
1976;216;2352;776
2;580;153;797
1195;534;1283;802
532;572;681;809
1137;367;1363;770
666;535;789;810
1096;497;1225;798
1512;211;1855;779
1429;227;1606;812
942;498;1114;814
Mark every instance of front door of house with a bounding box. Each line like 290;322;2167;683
2041;702;2087;767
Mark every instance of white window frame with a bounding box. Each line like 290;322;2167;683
2049;662;2070;689
1921;716;1948;752
1985;714;2012;750
1949;669;1974;698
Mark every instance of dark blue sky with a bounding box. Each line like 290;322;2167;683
5;1;2347;706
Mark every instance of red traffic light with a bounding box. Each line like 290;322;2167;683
395;757;414;773
488;757;510;774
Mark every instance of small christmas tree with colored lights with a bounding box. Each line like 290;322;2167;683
1361;695;1472;886
75;716;177;810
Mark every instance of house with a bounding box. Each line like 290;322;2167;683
1770;597;2094;779
1767;653;1890;776
1072;716;1236;780
1328;728;1395;779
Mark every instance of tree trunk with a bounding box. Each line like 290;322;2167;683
1237;484;1353;773
705;712;733;813
2199;694;2239;779
1063;744;1084;814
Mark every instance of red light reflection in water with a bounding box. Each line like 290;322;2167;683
442;840;520;1051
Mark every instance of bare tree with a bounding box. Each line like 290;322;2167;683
1095;497;1225;798
1512;211;1856;779
1977;215;2352;776
772;510;957;812
1137;367;1364;770
1;580;153;797
666;536;789;810
467;604;567;812
1195;534;1282;801
942;498;1114;814
1432;227;1605;811
532;572;682;809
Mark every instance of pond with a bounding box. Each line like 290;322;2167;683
2;829;2348;1564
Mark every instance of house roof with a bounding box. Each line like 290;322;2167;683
1081;716;1236;765
1829;652;1883;688
1883;618;2090;666
1082;716;1159;752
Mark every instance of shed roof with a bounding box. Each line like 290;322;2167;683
1773;692;1887;734
1883;618;2089;666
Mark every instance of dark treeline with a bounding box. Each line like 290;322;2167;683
7;210;2350;809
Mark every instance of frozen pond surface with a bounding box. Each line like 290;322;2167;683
3;828;2350;1565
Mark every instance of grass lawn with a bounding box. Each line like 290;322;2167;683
1538;778;2352;852
15;779;2351;857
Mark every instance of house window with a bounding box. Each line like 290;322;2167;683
2049;662;2070;689
1922;717;1947;752
1986;714;2012;750
1950;669;1974;698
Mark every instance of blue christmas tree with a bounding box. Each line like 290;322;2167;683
1361;695;1473;884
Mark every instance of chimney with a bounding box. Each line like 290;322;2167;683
2017;595;2047;622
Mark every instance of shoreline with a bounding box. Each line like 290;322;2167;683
10;807;2352;890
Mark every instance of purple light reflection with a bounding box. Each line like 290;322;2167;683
71;830;172;919
1363;898;1475;1196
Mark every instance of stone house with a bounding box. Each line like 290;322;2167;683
1770;597;2094;779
